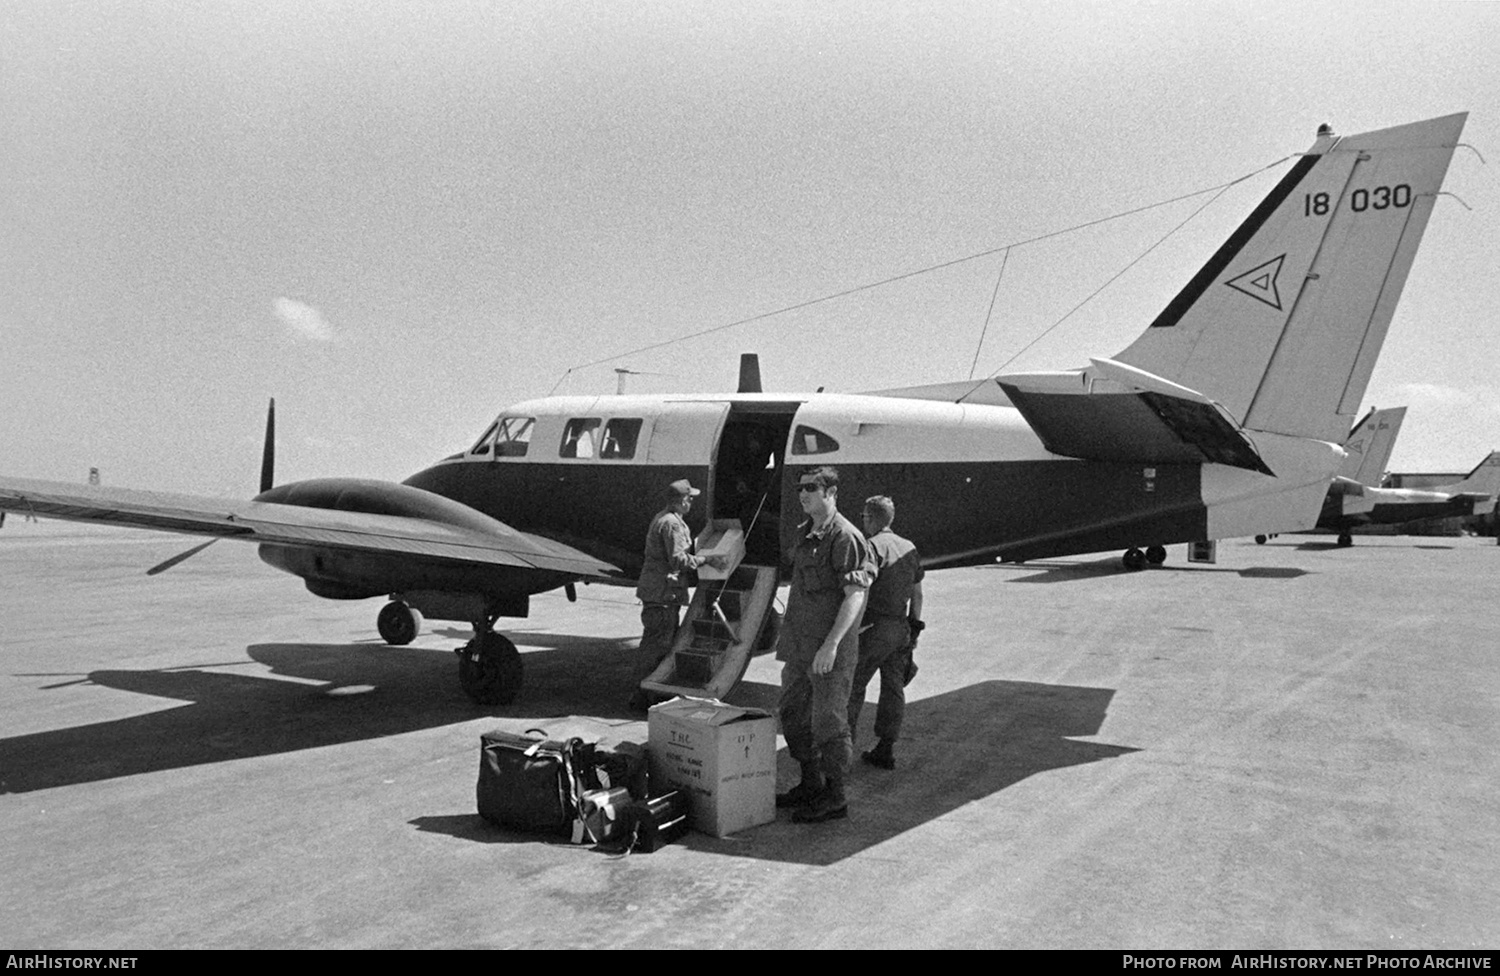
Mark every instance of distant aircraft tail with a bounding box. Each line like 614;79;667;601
1113;113;1467;444
1338;406;1406;486
1444;450;1500;495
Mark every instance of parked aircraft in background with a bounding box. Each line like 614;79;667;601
1324;449;1500;546
1302;405;1407;544
0;113;1469;705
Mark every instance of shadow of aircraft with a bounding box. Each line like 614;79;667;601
0;629;649;794
994;559;1309;583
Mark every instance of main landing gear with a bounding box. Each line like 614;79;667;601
1336;531;1353;548
374;600;523;706
1121;545;1168;571
457;620;524;706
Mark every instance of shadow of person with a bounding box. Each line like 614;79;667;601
671;677;1140;866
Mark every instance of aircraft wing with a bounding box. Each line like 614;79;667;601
0;476;624;580
996;358;1276;475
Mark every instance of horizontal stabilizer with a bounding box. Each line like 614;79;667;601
996;359;1274;475
1326;476;1367;497
867;377;1015;407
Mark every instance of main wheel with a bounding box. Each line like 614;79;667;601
1337;532;1353;548
458;632;523;705
377;601;421;646
1145;545;1167;566
1254;535;1267;545
1122;548;1146;571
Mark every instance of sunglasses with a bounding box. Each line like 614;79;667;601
797;483;824;493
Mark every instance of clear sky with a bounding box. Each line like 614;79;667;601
3;1;1496;495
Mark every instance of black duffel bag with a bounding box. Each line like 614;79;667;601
477;729;598;840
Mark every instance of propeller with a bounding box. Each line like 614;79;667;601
147;398;275;575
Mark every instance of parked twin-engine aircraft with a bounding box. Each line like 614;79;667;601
0;112;1469;705
1321;433;1500;546
1300;404;1408;545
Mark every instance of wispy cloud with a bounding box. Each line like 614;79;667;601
273;298;336;342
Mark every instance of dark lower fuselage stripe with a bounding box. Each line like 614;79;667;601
403;456;1210;576
1149;154;1321;330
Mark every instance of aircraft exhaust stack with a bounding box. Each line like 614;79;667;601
738;353;763;394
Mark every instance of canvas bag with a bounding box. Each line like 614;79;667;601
477;729;598;840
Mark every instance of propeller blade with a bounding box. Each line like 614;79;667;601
260;397;276;493
146;539;218;576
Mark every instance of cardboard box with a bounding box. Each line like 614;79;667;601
647;697;776;837
694;520;745;581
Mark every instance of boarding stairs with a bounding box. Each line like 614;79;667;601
640;522;780;702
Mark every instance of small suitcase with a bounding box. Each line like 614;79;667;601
609;791;692;854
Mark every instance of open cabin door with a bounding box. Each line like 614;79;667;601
643;400;731;537
711;402;799;566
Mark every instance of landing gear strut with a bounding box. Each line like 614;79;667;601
377;600;421;645
457;629;523;705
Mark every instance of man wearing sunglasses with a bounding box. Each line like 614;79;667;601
776;465;876;823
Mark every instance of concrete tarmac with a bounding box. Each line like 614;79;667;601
1;520;1496;949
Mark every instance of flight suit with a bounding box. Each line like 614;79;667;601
634;506;704;689
778;511;875;789
849;528;923;748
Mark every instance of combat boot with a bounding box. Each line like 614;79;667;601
792;780;848;823
861;739;896;770
776;763;825;808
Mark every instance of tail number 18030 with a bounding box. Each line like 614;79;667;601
1305;184;1412;216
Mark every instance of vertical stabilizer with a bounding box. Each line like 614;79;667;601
1116;113;1467;444
1443;450;1500;495
1339;405;1405;485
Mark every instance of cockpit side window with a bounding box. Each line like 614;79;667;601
495;417;534;457
790;424;840;456
472;417;534;458
469;421;500;456
559;418;602;459
599;418;643;460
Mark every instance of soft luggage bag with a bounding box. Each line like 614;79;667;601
477;729;595;838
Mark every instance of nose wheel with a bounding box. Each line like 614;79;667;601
377;600;421;645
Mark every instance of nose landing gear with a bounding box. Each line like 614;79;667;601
377;600;422;645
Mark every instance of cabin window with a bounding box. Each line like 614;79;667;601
494;417;534;457
559;418;602;459
790;424;840;456
599;418;644;460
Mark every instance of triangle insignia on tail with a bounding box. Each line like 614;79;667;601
1224;254;1286;310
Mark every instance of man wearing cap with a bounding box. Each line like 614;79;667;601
631;478;718;713
847;495;924;771
776;465;876;823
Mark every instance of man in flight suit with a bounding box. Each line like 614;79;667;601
631;478;720;713
775;465;876;823
847;495;925;770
